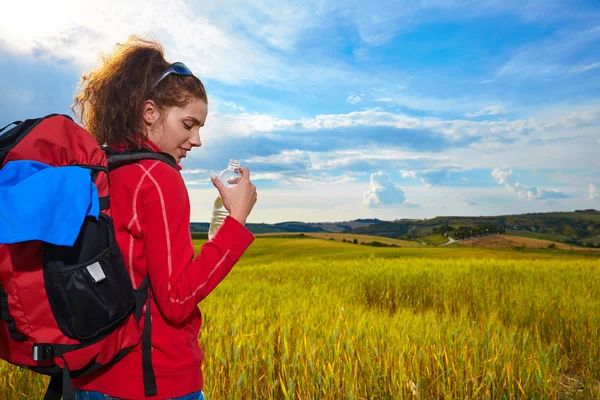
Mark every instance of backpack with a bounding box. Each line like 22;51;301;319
0;114;178;400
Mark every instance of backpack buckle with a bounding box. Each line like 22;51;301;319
32;344;53;362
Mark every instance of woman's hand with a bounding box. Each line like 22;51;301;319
210;167;257;225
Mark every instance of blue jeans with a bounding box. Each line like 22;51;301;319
74;389;205;400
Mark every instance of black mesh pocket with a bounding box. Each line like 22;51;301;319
43;214;135;341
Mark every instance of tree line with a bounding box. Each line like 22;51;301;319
432;224;506;240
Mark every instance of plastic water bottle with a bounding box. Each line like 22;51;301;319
208;158;241;239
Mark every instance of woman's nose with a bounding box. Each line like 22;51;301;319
190;130;201;147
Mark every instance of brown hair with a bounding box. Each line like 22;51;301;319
72;35;208;148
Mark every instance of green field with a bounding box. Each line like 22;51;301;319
506;229;572;243
418;234;449;246
2;238;600;399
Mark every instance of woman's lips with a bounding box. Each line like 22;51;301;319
179;147;190;158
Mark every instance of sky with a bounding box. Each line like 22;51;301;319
1;0;599;224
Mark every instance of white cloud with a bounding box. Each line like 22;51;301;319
200;104;600;185
491;168;570;200
373;92;487;114
184;169;288;184
185;179;211;186
344;0;572;47
252;172;287;181
246;149;312;167
0;1;287;85
361;171;406;208
498;26;600;78
480;79;495;84
0;0;353;87
491;168;514;186
375;97;394;102
451;196;478;206
449;135;599;171
185;182;577;224
201;1;328;51
347;95;363;104
400;165;466;188
570;62;600;74
288;173;358;186
203;111;297;138
466;105;507;118
3;0;596;94
246;147;451;174
221;101;246;112
205;104;600;148
180;169;209;175
589;183;599;200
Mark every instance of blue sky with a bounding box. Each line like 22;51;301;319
1;0;599;223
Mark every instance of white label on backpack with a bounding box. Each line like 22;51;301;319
87;262;106;283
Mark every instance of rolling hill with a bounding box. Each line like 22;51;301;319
191;210;600;247
255;232;422;247
344;210;600;247
190;219;381;235
451;234;600;251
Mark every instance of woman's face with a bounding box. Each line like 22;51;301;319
145;98;208;164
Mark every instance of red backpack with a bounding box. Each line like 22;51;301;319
0;114;177;400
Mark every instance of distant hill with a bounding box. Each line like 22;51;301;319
191;219;382;235
255;231;422;247
347;210;600;247
190;210;600;247
452;234;600;251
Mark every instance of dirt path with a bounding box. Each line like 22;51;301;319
439;237;459;246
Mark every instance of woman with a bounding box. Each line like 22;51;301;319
71;35;257;400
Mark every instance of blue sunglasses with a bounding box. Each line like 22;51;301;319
151;62;194;90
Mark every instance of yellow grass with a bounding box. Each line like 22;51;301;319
455;234;600;251
2;239;600;399
256;232;422;247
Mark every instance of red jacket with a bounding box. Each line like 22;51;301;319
73;142;255;398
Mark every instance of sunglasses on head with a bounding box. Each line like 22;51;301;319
151;62;194;90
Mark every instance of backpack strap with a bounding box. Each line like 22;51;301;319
100;147;175;396
0;284;27;342
103;147;178;172
0;120;22;134
101;147;178;211
142;287;157;396
43;363;74;400
133;276;157;396
43;373;62;400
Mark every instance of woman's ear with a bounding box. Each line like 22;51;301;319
142;100;160;126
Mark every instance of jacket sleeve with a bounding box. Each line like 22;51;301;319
141;163;255;324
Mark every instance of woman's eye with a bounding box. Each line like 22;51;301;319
183;122;192;130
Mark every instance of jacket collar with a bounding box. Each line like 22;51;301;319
147;140;183;171
111;139;182;171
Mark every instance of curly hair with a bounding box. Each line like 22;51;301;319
72;35;208;148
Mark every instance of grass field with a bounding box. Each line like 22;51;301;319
2;238;600;399
506;229;572;244
418;234;449;246
454;234;600;252
256;232;422;247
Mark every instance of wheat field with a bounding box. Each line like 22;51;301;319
1;238;599;399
